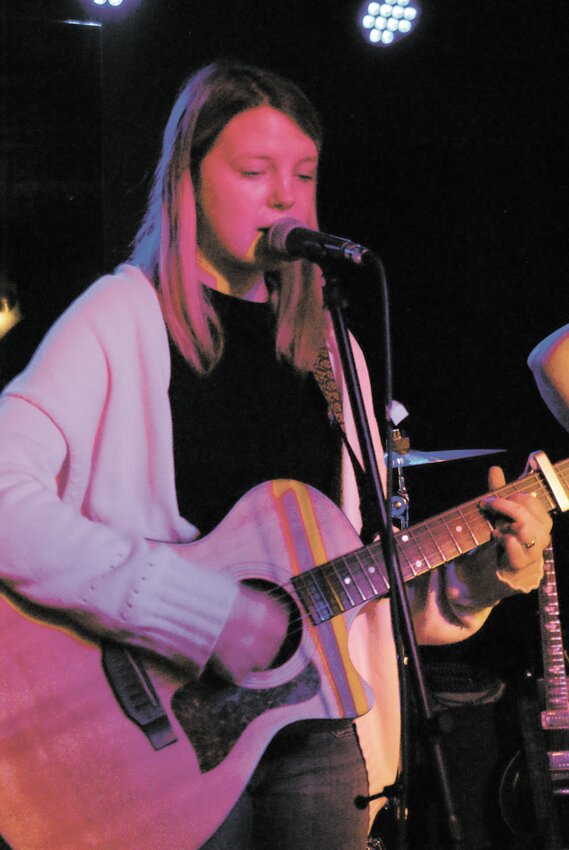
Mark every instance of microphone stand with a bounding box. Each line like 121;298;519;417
319;257;464;849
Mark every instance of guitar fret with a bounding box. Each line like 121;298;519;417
345;552;376;602
558;472;569;496
534;478;558;512
408;533;432;572
421;516;461;562
294;571;334;623
354;548;389;596
423;525;446;563
347;565;368;603
331;561;359;608
308;571;336;621
318;565;345;617
439;514;465;556
453;507;479;548
395;531;423;579
410;531;438;570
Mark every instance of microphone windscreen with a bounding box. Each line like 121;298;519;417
266;218;305;254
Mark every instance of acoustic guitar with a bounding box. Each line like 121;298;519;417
1;453;568;849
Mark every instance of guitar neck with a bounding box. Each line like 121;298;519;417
293;457;569;626
540;544;569;730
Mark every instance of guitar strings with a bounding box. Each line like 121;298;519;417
252;462;568;640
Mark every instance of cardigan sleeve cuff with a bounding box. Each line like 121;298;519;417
119;545;240;673
75;542;240;675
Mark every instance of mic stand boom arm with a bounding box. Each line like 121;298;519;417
320;257;463;849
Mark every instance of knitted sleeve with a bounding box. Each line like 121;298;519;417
0;269;238;673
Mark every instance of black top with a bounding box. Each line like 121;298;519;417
169;288;341;535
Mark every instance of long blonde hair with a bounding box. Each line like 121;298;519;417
131;61;328;374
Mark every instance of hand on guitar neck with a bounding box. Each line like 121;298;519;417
449;465;552;612
484;465;552;592
211;463;551;684
210;584;290;683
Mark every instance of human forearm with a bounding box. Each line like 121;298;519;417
528;325;569;431
0;400;238;673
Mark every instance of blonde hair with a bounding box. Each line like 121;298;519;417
131;61;328;373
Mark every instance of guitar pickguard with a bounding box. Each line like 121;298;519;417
171;662;320;772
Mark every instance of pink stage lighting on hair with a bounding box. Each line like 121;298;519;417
360;0;421;46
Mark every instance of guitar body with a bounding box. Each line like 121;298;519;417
0;481;374;850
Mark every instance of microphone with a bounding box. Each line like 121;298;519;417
264;218;374;267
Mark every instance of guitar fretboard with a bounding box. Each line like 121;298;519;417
293;458;569;626
540;544;569;730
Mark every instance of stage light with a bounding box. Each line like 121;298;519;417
63;19;103;27
0;298;22;339
0;278;22;340
359;0;421;46
74;0;132;22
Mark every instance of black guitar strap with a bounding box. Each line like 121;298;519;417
101;641;177;751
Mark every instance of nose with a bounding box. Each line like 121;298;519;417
269;173;295;210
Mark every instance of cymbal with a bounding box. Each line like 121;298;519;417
385;447;505;467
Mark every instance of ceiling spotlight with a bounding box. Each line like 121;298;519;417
359;0;421;46
0;277;22;340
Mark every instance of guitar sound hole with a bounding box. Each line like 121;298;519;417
242;578;302;668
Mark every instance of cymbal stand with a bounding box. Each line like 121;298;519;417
390;429;411;531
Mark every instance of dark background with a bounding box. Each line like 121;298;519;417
2;0;568;499
1;0;568;844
